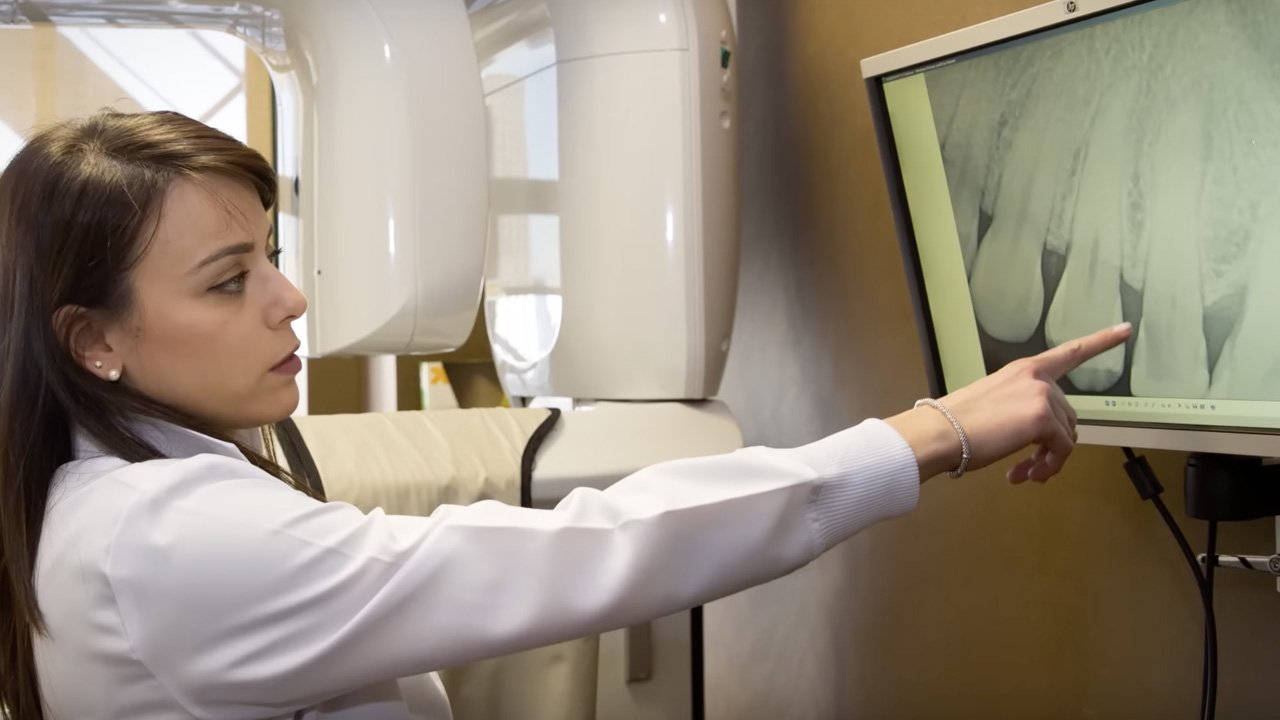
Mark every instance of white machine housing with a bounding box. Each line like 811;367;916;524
3;0;490;358
267;2;489;357
472;0;740;401
5;2;747;715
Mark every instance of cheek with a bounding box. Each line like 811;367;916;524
121;289;297;427
129;302;251;383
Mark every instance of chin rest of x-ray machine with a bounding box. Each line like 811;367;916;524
265;399;740;719
7;1;740;717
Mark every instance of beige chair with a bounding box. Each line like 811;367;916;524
268;408;599;720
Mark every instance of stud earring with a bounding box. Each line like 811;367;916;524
93;361;103;369
107;369;121;382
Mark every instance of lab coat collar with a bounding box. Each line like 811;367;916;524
72;417;254;464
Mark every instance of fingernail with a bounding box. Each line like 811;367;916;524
1112;321;1133;333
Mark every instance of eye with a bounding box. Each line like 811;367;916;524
212;270;249;295
267;247;283;265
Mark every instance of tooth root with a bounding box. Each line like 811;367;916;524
1129;106;1210;399
933;69;997;276
928;65;972;149
944;166;982;274
939;123;985;275
1044;99;1128;392
1043;155;1075;258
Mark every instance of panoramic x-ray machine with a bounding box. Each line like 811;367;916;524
0;1;739;717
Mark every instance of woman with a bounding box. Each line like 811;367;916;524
0;111;1129;719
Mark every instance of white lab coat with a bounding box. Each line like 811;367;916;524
34;418;919;719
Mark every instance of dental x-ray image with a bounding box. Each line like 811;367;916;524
926;0;1280;401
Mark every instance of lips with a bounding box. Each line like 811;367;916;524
271;343;301;371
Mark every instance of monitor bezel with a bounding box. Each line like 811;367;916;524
860;0;1280;457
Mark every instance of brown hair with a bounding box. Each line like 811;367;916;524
0;110;317;719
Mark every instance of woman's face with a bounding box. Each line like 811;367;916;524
96;174;307;430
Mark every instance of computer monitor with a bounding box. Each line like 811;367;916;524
863;0;1280;456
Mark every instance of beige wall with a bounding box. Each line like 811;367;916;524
0;27;141;139
708;2;1280;719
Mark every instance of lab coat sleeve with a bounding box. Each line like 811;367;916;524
106;418;919;719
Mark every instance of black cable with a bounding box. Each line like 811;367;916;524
1204;521;1218;720
1122;447;1216;720
691;606;705;720
1148;495;1214;720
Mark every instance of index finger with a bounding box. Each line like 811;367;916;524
1033;322;1134;380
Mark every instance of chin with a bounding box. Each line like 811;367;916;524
237;386;301;428
264;387;301;424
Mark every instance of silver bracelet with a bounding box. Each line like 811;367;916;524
913;398;971;478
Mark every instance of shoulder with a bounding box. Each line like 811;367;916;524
48;452;309;550
55;451;283;502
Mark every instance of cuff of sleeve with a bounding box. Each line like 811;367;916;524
789;418;921;552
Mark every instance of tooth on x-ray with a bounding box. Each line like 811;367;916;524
1129;103;1210;399
942;151;984;274
1209;202;1280;401
933;67;998;275
966;88;1066;344
1044;98;1127;392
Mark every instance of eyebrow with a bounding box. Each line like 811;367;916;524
189;227;275;274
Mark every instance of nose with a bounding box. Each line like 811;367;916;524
268;265;308;328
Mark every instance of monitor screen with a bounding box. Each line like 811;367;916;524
863;0;1280;454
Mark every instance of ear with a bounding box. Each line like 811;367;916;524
53;305;123;381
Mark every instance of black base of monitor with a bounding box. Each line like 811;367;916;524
1185;454;1280;522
